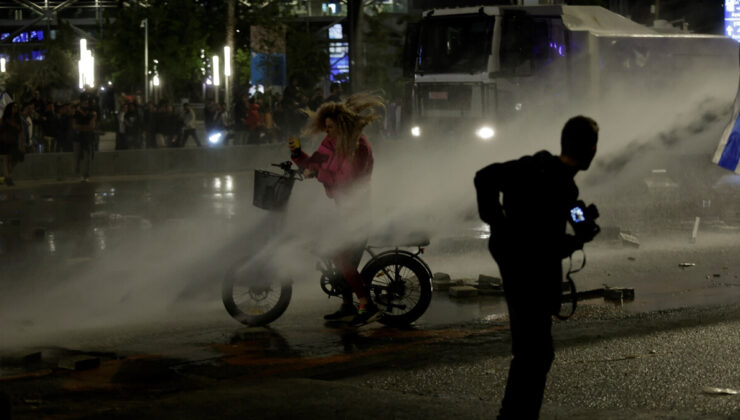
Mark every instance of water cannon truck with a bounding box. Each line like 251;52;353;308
408;5;738;141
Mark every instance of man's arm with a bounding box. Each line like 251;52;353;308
474;162;510;228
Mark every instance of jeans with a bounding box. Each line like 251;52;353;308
74;132;94;178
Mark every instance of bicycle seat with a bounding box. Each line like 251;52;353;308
368;230;430;248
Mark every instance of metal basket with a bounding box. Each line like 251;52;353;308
253;170;295;211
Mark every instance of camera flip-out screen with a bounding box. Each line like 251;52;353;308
570;206;585;223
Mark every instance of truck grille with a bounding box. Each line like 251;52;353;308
418;85;472;111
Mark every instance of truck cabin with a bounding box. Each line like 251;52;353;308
409;5;734;141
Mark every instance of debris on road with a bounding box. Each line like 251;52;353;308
619;231;640;248
701;387;739;396
432;272;452;292
604;287;635;302
22;352;42;365
476;274;503;295
448;286;479;298
678;262;696;268
58;356;100;371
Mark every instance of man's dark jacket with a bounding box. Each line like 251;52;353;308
474;150;581;312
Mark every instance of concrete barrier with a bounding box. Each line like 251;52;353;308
12;138;287;180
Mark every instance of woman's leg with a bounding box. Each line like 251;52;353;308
334;242;369;304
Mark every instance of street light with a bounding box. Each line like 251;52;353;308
223;46;231;114
1;57;5;73
212;55;220;103
141;18;148;104
78;38;94;89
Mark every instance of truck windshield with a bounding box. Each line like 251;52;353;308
417;14;494;74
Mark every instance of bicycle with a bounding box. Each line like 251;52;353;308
222;162;434;327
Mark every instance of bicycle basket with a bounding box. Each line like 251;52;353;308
253;169;295;210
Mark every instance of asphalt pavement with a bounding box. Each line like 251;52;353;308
1;169;739;419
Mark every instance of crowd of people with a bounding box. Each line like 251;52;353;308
220;81;346;145
0;88;107;184
114;81;347;148
0;80;404;186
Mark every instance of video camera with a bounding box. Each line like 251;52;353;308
569;200;600;243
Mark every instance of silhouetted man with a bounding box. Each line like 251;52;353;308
474;116;600;419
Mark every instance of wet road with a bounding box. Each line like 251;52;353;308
1;171;739;419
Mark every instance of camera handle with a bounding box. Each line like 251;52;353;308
557;250;587;320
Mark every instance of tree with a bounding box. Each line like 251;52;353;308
357;6;409;99
285;24;330;91
4;23;77;101
99;0;209;100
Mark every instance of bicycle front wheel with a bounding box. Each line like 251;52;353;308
222;257;292;326
361;253;432;327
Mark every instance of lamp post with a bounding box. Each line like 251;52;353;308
212;55;220;104
141;18;149;104
224;45;231;116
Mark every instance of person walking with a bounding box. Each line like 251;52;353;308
179;103;201;147
143;102;158;149
474;116;600;419
72;99;97;182
0;102;25;186
123;102;141;149
288;92;385;326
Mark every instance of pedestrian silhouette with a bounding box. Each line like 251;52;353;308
474;116;600;419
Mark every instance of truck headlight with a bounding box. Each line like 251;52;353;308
475;126;495;140
410;125;421;137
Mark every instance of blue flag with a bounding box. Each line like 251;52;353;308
714;46;740;174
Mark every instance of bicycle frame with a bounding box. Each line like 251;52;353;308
317;244;433;299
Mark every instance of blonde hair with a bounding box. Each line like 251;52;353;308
302;92;385;159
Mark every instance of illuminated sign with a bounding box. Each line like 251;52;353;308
329;41;348;82
726;0;740;41
0;30;44;43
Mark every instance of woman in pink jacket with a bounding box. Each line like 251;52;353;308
289;92;384;326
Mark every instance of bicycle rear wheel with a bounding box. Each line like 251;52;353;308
361;253;432;327
222;257;292;326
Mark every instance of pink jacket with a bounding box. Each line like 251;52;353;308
292;134;373;200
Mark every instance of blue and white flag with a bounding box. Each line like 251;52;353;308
714;47;740;174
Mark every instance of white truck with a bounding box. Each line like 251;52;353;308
408;5;738;140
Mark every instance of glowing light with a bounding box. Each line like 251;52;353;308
224;175;234;192
411;126;421;137
475;126;495;140
223;46;231;77
248;84;264;95
209;132;222;145
78;38;95;89
153;74;160;87
0;57;5;72
212;55;220;86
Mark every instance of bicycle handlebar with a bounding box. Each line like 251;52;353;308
271;161;303;181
